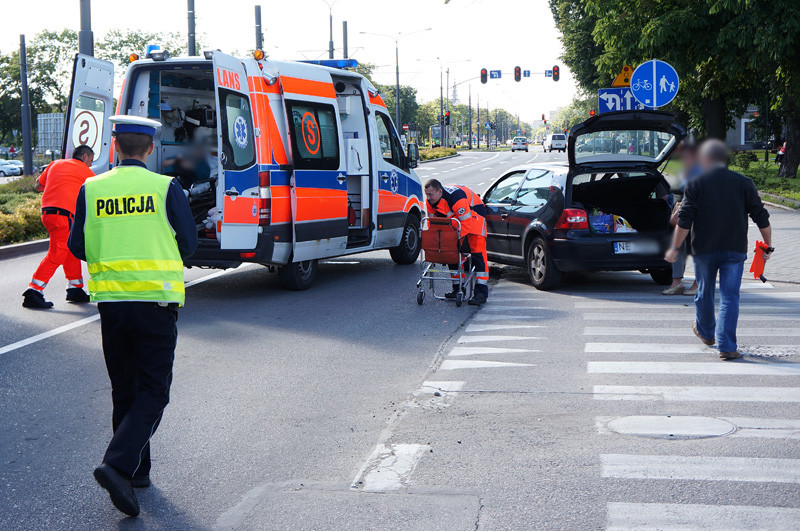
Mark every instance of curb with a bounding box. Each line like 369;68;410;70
758;191;800;210
0;239;49;259
419;153;460;164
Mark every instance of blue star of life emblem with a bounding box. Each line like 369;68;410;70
390;169;399;194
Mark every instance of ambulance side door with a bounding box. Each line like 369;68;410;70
63;54;114;175
371;109;409;246
213;52;260;250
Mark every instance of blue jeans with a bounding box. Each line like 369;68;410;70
692;251;748;353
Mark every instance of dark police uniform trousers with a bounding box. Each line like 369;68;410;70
98;301;178;479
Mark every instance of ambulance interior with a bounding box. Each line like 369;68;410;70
332;75;373;249
125;64;221;241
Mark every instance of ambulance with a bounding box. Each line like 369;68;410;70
63;50;424;289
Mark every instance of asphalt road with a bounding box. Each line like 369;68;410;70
2;148;800;530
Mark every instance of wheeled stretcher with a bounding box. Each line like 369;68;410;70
416;216;476;307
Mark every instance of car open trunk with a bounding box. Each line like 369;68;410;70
570;172;671;234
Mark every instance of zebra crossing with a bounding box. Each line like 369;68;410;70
583;280;800;529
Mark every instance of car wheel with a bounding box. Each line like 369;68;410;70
525;149;528;152
527;237;561;290
390;213;421;265
278;259;318;290
0;170;6;176
649;267;673;286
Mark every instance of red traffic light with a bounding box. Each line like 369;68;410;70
541;113;545;121
480;68;488;84
589;109;596;117
514;66;521;82
552;65;560;82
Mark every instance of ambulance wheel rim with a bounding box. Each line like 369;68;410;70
297;261;313;279
405;224;419;253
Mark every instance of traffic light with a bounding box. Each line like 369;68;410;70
552;65;560;82
589;109;596;117
480;68;488;84
541;113;545;121
564;128;567;134
445;111;451;125
514;66;521;82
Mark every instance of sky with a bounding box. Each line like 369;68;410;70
2;0;579;123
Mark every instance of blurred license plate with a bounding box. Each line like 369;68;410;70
614;241;659;254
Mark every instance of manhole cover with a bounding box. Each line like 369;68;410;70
741;346;797;358
607;415;736;439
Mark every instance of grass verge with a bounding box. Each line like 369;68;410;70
0;175;46;245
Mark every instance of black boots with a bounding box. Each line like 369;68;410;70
66;287;91;303
22;289;53;309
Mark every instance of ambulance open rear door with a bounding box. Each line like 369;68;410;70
212;52;260;250
63;54;114;176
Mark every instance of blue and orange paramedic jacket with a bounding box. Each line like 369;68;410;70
426;185;487;237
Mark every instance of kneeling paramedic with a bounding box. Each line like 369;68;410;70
68;116;197;517
424;179;489;305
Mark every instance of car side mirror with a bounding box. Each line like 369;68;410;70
406;143;419;169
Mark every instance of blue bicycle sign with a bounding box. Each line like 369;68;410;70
630;60;680;108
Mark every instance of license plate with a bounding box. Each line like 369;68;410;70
614;241;659;254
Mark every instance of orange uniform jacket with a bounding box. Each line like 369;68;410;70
426;185;486;237
38;159;95;214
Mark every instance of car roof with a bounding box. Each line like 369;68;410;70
502;163;568;174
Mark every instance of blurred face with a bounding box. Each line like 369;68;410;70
80;152;94;167
425;186;442;204
681;149;696;168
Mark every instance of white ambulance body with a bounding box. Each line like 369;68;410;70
64;52;424;289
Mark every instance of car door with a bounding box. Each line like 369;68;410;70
505;170;554;257
213;52;260;250
373;110;410;242
63;53;114;175
482;170;526;255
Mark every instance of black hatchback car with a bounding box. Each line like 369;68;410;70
482;110;685;290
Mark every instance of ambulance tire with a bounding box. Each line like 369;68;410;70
278;259;318;291
390;214;421;265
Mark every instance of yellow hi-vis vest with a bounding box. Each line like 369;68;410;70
83;166;185;305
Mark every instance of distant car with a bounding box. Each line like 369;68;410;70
482;110;684;290
511;136;528;152
7;160;24;169
0;160;22;176
544;133;567;152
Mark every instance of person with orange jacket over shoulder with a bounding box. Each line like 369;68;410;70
424;179;489;305
22;145;95;309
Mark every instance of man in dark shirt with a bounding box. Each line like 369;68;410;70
665;139;772;359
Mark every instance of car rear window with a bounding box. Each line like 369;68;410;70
552;135;566;141
514;137;526;142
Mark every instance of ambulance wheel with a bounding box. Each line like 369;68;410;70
417;290;425;305
390;214;421;265
278;259;318;290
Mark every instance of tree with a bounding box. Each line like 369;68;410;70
0;49;51;146
549;0;605;92
374;83;419;130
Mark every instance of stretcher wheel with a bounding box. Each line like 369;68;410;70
455;292;463;307
417;290;425;305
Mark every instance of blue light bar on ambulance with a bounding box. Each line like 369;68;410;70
298;59;359;69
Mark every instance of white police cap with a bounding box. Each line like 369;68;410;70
109;115;162;137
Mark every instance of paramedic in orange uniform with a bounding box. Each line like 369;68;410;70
22;145;95;309
424;179;489;305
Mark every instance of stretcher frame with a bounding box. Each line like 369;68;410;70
416;216;476;307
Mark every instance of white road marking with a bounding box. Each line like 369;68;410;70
575;301;800;311
594;385;800;402
480;167;493;171
360;443;429;492
584;326;800;336
439;360;534;370
0;266;247;357
576;291;799;302
473;313;546;321
483;306;544;312
586;343;711;354
607;502;800;530
477;182;485;186
458;335;541;343
582;312;799;321
588;361;800;376
414;380;465;396
596;416;800;439
599;415;736;439
448;346;538;356
601;454;800;483
465;324;543;333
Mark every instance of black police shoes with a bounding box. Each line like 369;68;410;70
131;475;151;488
93;463;140;517
468;294;487;306
22;289;54;309
66;287;91;303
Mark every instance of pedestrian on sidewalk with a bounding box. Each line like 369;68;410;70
663;141;702;296
665;139;772;360
68;116;197;517
22;145;95;309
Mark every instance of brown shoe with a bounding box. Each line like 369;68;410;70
719;351;742;360
693;322;715;346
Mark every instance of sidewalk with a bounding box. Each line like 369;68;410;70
755;207;800;284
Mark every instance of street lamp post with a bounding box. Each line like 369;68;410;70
321;0;340;59
360;28;431;130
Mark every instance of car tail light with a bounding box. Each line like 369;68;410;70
240;252;256;258
258;171;271;226
555;208;589;230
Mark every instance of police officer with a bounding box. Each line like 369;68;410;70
424;179;489;305
23;144;94;308
68;116;197;517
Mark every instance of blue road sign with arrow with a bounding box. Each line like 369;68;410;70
523;70;530;78
630;60;680;108
544;70;553;78
597;88;653;114
489;70;501;79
